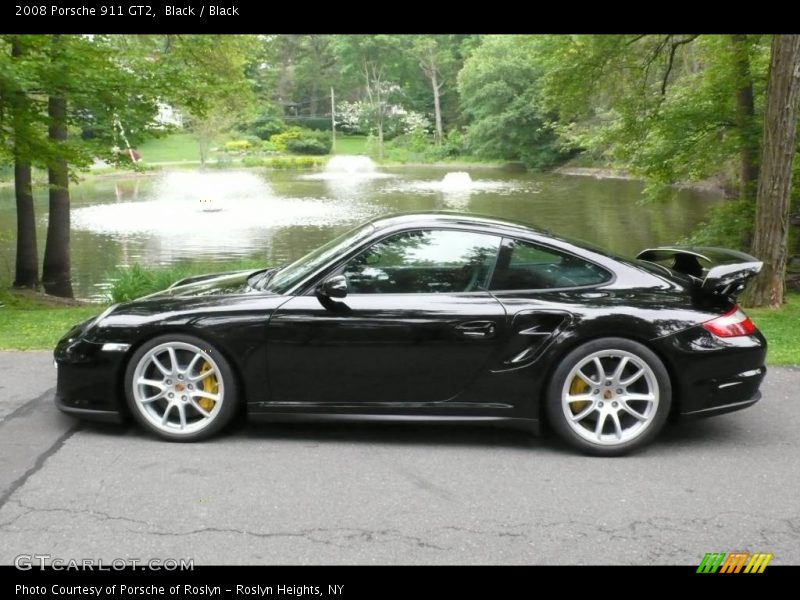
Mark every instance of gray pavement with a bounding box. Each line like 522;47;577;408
0;351;798;565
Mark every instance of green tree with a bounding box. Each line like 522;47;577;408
458;35;564;168
536;35;771;198
42;35;72;296
1;36;48;289
745;35;800;308
404;36;462;144
169;35;257;164
256;35;341;117
35;35;163;296
532;34;800;299
334;36;409;159
1;34;257;297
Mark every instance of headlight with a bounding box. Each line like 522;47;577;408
62;304;118;343
84;304;119;334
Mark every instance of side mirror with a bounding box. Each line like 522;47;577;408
317;275;348;299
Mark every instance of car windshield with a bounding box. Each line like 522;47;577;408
265;223;376;294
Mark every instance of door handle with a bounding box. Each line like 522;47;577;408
455;321;496;338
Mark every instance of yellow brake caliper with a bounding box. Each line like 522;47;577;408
569;376;589;414
198;361;218;412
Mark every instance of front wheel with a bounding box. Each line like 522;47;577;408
545;338;672;456
124;334;238;442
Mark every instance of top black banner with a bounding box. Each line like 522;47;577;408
3;2;784;34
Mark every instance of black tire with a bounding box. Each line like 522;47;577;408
124;333;239;442
545;337;672;456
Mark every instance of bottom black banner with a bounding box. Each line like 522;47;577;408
5;565;797;597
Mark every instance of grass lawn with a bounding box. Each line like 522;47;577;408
136;132;204;163
0;290;103;351
1;287;797;364
748;293;800;365
136;132;368;165
333;135;368;155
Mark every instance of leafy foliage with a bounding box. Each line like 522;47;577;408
535;34;771;191
458;36;567;168
682;199;755;250
269;127;332;154
106;260;265;303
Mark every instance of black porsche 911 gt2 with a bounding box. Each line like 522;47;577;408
54;212;767;455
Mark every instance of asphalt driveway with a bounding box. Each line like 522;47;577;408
1;351;798;565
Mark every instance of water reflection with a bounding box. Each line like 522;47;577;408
71;170;377;260
300;155;393;199
0;165;724;300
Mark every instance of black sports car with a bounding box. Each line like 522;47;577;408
54;212;767;455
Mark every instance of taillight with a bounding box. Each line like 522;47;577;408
702;306;757;337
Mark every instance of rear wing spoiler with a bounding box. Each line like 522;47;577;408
636;246;762;300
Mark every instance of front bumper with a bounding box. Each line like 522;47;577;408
55;391;125;423
54;336;128;422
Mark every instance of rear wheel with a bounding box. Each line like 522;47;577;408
546;338;671;456
124;334;238;442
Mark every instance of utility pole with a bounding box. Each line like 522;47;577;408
330;87;336;153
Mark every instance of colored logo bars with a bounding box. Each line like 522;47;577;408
697;552;773;574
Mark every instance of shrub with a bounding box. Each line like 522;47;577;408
241;156;265;167
294;156;323;168
383;145;410;163
684;199;754;251
224;139;251;153
265;156;325;170
284;116;332;131
106;264;183;303
107;261;266;303
248;112;286;140
269;127;332;155
214;154;233;167
241;134;263;147
286;137;329;155
269;127;305;153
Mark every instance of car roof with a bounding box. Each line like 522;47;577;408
367;211;550;237
361;211;676;293
365;210;650;270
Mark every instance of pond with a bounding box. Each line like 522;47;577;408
0;159;723;300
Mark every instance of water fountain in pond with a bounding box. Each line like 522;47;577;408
380;170;534;210
435;172;472;208
301;155;391;198
198;198;222;213
71;169;373;260
440;171;473;189
325;155;378;174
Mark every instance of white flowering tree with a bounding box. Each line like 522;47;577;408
337;82;431;158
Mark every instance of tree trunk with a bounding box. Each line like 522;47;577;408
431;68;444;145
10;38;39;289
731;34;759;201
197;131;209;166
42;93;73;298
744;35;800;308
13;163;38;289
376;120;384;159
364;63;385;159
309;80;319;116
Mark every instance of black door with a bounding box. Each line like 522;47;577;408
266;229;507;405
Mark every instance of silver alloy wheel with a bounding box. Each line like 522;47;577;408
131;341;224;436
560;349;659;446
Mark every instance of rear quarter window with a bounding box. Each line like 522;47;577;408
490;239;612;291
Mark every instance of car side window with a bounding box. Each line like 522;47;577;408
343;229;502;294
490;239;611;291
